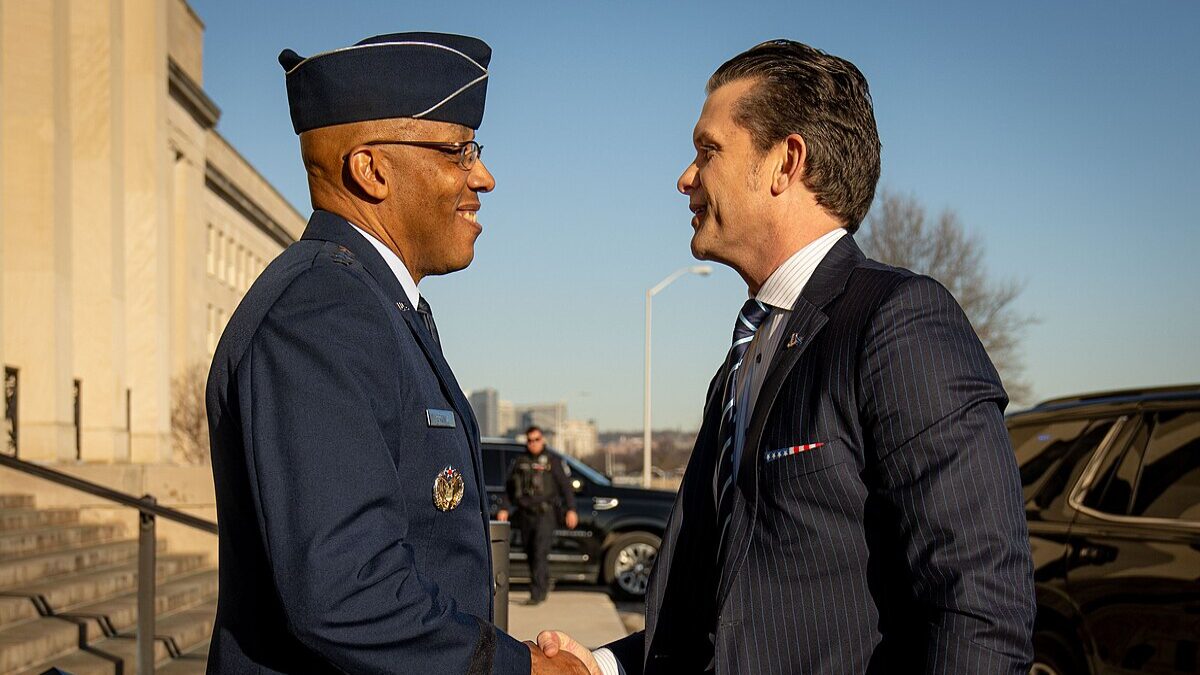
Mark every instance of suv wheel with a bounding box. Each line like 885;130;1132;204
1031;630;1083;675
603;532;660;599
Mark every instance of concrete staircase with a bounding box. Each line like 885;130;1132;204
0;494;215;675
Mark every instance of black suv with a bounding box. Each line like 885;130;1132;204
481;439;676;598
1013;385;1200;674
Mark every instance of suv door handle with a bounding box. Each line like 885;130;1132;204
1070;542;1117;566
593;497;619;511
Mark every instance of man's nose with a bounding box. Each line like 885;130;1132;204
677;162;699;195
469;159;495;193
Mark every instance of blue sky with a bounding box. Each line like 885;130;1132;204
191;0;1200;431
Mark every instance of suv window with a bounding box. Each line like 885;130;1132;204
483;448;521;488
1083;422;1146;516
1131;410;1200;521
1011;417;1117;506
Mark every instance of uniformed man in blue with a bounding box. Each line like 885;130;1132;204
205;33;588;675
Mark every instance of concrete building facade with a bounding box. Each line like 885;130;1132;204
557;418;598;458
468;387;499;438
0;0;304;469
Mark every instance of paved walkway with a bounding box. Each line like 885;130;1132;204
506;587;630;649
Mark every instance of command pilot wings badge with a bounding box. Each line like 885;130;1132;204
433;466;465;511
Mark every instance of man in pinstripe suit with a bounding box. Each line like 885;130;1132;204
540;40;1035;674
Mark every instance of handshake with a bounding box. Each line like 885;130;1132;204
525;630;603;675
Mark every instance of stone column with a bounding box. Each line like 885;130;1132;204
69;0;126;463
0;0;76;462
0;0;6;432
121;0;171;463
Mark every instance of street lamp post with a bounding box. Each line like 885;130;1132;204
644;265;712;487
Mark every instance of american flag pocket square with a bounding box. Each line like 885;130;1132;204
764;442;824;463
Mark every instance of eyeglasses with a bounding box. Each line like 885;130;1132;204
527;436;544;443
355;139;483;170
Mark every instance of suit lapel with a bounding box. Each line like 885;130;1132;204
716;235;865;610
300;211;485;506
644;366;727;668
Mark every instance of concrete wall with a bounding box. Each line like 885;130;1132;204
0;0;305;560
0;463;218;558
0;0;303;466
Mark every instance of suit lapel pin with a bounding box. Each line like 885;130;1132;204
786;332;801;349
396;301;409;312
433;466;465;511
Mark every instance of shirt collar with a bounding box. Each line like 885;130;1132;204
755;228;847;310
347;223;421;306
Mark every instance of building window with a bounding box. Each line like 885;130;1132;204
4;367;18;457
234;244;244;290
207;224;216;276
207;304;216;354
215;230;225;283
73;378;82;460
225;236;236;287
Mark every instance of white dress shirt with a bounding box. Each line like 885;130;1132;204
730;227;845;474
348;223;420;307
591;227;846;675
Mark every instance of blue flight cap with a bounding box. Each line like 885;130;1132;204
279;32;491;134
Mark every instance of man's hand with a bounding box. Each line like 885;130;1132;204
497;510;509;522
536;631;599;675
526;641;590;674
564;510;578;529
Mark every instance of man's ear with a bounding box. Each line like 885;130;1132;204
771;133;807;196
344;146;390;201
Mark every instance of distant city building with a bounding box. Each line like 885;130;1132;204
516;402;567;446
497;399;516;438
466;392;594;453
467;388;499;437
557;419;598;458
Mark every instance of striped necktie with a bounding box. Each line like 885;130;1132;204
714;298;770;541
416;297;441;348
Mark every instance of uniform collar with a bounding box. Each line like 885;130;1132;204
347;223;421;307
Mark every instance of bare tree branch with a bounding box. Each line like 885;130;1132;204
171;362;210;465
861;190;1036;404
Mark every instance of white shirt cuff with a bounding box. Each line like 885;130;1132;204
591;647;626;675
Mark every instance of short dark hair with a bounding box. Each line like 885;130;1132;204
525;425;543;437
707;40;881;233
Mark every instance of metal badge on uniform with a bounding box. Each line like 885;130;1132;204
433;466;465;511
426;408;456;428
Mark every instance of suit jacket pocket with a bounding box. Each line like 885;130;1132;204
760;441;845;482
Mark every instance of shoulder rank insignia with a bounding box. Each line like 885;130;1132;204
433;466;465;511
330;246;355;266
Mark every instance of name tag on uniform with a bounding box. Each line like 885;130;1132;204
426;409;456;428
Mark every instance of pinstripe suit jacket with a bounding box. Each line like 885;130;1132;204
607;236;1035;674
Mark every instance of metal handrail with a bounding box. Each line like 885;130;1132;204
0;452;217;674
0;453;514;667
0;454;217;533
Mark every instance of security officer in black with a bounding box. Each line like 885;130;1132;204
497;425;577;605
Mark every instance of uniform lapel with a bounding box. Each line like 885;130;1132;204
300;211;486;506
716;235;865;610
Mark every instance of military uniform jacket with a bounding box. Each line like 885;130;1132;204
205;210;529;674
606;236;1035;674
